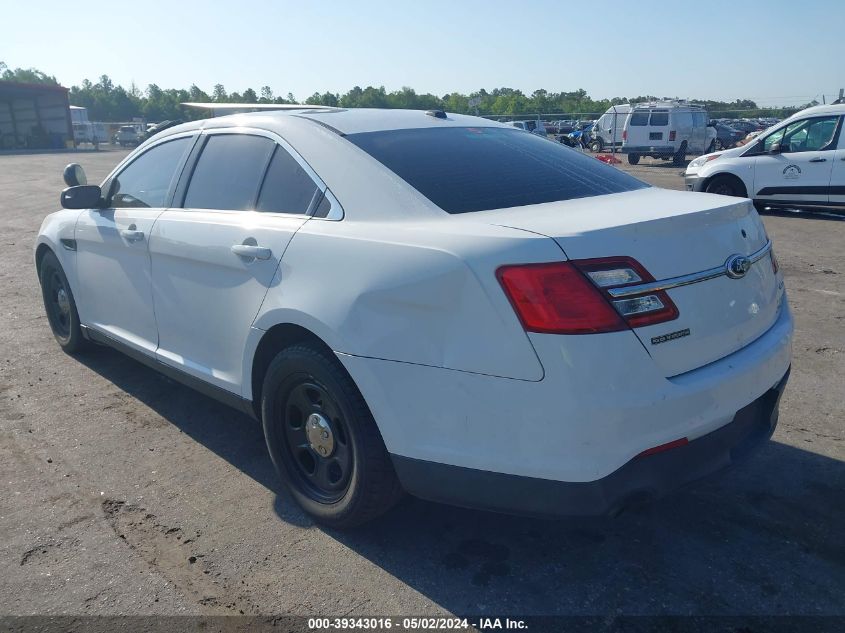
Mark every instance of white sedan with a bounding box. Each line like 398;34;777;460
36;108;792;527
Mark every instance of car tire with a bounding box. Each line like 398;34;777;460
672;143;687;166
627;153;640;165
704;174;748;198
707;140;716;154
39;250;90;354
715;138;724;151
261;343;403;528
589;139;603;153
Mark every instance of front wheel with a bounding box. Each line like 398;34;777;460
627;153;640;165
39;250;89;354
704;174;747;198
589;139;603;153
261;343;402;528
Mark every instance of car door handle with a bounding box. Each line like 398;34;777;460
808;157;827;163
120;229;145;242
231;244;272;260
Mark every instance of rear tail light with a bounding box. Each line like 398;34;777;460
497;257;679;335
622;129;627;141
669;130;676;141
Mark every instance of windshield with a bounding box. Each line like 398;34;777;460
346;126;649;214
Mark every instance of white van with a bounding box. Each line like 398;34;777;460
622;101;714;165
589;104;631;153
684;103;845;211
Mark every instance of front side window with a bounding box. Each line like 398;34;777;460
761;127;786;153
256;146;320;214
110;137;192;208
781;116;838;153
346;126;649;214
183;134;275;210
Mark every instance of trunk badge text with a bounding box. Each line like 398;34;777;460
725;254;752;279
651;328;691;345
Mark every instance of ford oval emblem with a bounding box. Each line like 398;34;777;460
726;254;752;279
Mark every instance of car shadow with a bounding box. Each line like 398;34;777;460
757;207;845;222
77;347;845;616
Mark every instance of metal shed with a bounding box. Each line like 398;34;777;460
0;81;73;150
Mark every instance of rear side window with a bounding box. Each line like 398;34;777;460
111;136;192;208
630;112;649;126
649;111;669;126
184;134;275;210
346;126;649;214
256;147;320;214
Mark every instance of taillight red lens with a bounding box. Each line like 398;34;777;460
669;130;676;141
498;257;679;335
497;262;627;334
622;130;627;141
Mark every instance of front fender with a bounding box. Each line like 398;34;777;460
35;209;82;292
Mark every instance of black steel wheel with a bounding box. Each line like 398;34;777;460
261;343;402;527
39;250;89;353
279;380;354;503
627;153;640;165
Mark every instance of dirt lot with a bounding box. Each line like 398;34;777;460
1;149;843;618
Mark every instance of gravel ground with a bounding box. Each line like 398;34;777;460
1;148;842;618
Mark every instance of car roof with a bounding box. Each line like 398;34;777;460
157;108;508;139
785;103;845;120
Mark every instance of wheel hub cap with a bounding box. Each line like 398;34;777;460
305;413;334;457
56;288;70;316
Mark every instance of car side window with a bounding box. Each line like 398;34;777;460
110;137;192;208
761;127;786;153
183;134;275;211
781;116;838;153
256;146;321;214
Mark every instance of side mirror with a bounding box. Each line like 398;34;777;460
61;185;102;209
63;163;87;187
769;143;784;154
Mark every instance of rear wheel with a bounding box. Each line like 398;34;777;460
589;139;603;153
705;174;747;198
627;153;640;165
672;143;687;166
715;138;725;151
261;343;402;528
39;251;89;354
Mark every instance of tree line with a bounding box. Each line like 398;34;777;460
1;62;818;123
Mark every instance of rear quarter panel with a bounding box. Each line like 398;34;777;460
251;217;564;385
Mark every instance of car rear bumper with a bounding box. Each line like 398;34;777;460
337;301;793;511
391;368;789;517
622;145;675;154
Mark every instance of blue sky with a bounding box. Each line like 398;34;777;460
4;0;843;106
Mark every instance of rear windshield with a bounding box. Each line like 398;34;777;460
346;127;649;214
649;111;669;126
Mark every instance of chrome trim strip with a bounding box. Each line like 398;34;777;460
607;240;772;299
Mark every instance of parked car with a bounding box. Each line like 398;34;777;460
727;120;763;135
590;104;631;152
504;120;548;137
622;101;715;165
38;109;792;527
710;122;745;150
116;125;141;147
685;103;844;211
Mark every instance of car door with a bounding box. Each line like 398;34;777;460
829;116;845;207
148;130;323;395
74;134;196;354
751;115;839;205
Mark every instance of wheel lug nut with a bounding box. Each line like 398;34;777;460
321;431;329;439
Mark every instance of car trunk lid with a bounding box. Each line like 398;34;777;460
477;188;783;377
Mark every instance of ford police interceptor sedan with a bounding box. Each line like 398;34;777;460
36;108;792;527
